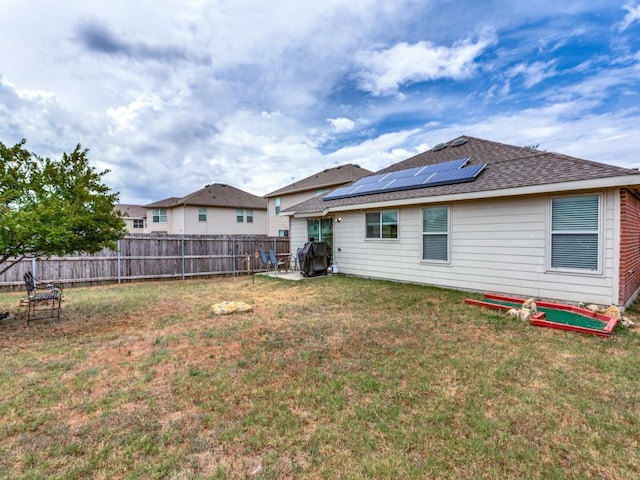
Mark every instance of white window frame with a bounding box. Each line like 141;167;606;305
236;209;244;223
548;193;602;273
246;209;253;223
422;206;450;263
152;209;167;223
275;198;281;215
365;210;398;239
198;207;207;222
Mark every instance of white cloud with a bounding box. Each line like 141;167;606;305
327;117;356;133
619;2;640;31
355;32;497;96
326;129;425;172
2;1;640;205
106;94;163;132
506;60;557;88
420;99;640;171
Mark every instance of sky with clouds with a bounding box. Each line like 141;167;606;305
1;1;640;204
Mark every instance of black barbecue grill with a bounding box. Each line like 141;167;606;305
298;241;330;277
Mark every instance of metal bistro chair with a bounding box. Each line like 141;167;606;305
23;272;63;323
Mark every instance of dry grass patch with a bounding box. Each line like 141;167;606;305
0;275;639;479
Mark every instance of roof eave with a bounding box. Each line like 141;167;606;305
294;175;640;216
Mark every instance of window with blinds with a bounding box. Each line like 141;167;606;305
423;206;449;262
551;195;599;271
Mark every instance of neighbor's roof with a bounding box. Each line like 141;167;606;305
285;135;640;215
114;204;147;218
264;163;373;197
145;183;267;210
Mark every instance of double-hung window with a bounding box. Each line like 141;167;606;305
152;209;167;223
275;198;281;215
236;209;244;223
550;195;600;271
246;209;253;223
198;207;207;222
365;211;398;239
422;206;449;262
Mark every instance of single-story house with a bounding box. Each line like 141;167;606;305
283;136;640;307
114;204;148;233
144;183;268;235
264;164;372;238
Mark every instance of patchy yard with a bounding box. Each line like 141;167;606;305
0;275;639;479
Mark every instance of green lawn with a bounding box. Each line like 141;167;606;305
0;275;639;479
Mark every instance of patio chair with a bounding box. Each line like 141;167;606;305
268;250;291;274
23;271;63;323
259;250;273;273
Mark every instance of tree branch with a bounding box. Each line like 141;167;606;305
0;254;27;276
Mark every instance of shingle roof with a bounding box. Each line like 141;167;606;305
145;184;267;210
286;135;640;215
114;204;147;218
264;163;373;197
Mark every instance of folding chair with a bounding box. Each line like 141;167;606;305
259;250;273;273
268;250;290;274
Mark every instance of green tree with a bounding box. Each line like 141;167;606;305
0;139;127;275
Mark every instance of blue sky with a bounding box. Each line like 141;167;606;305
1;1;639;204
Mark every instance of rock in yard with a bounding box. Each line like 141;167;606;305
522;298;537;313
507;308;520;318
621;317;635;328
602;305;621;319
519;308;533;322
212;301;253;315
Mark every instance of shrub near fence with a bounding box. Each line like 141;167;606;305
0;234;290;289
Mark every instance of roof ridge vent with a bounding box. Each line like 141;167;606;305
451;137;468;147
432;143;447;151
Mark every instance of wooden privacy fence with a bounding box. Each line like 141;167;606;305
0;234;290;289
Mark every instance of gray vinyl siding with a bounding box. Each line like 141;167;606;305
319;190;618;305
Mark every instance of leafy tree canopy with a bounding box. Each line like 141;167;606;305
0;139;127;275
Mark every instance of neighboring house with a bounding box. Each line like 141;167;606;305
264;164;372;239
283;136;640;307
144;183;267;235
115;204;147;233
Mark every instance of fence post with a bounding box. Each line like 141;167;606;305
232;237;236;277
117;239;122;284
181;236;185;280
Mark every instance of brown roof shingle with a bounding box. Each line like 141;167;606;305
145;184;267;210
286;136;640;215
264;163;373;197
114;204;147;218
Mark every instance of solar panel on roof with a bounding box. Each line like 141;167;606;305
421;157;469;172
323;158;485;201
378;166;425;181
